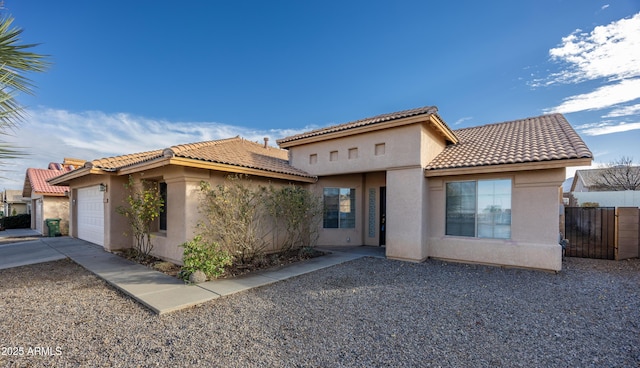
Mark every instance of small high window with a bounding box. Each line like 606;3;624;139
330;151;338;161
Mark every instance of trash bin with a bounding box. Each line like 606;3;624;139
45;218;61;237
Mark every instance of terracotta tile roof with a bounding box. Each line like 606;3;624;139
277;105;442;145
24;168;68;196
90;149;164;171
425;114;593;171
167;137;315;179
88;137;315;180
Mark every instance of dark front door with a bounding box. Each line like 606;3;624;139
380;186;386;246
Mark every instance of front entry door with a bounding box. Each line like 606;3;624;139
380;186;386;246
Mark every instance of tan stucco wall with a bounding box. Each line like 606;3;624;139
426;168;566;271
386;166;430;261
145;166;210;264
311;174;364;247
289;124;444;176
43;196;70;235
123;166;312;264
363;172;386;246
28;193;69;235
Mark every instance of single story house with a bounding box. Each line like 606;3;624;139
1;190;28;217
50;106;592;271
567;167;640;207
22;167;71;235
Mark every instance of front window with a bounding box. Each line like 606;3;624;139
446;179;511;239
323;188;356;228
159;182;167;231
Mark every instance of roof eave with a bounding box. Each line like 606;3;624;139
48;167;101;186
115;157;172;176
169;157;318;183
424;157;593;177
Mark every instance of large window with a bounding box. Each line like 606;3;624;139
446;179;511;239
323;188;356;228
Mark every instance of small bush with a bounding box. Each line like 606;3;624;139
581;202;600;208
180;236;233;281
2;214;30;229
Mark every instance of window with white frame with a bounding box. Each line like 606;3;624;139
446;179;511;239
323;188;356;228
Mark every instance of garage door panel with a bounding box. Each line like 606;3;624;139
77;186;105;247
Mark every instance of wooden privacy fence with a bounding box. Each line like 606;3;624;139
564;207;640;260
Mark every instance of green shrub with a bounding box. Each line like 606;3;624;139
180;235;233;280
2;214;30;229
581;202;600;208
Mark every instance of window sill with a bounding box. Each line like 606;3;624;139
152;231;167;238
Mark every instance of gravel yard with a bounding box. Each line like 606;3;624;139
1;256;639;367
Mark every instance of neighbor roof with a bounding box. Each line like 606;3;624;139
23;168;68;197
277;105;457;146
425;114;592;174
51;137;316;185
571;166;640;191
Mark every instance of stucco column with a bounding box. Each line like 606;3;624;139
165;176;206;248
385;166;428;261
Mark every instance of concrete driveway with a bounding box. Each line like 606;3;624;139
0;229;66;270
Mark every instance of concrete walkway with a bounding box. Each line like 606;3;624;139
0;236;385;314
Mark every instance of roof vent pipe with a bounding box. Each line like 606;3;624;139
263;137;269;148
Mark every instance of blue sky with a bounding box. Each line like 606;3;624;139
2;0;639;189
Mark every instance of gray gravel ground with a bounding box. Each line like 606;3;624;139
1;256;639;367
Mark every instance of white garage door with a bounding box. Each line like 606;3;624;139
77;186;105;247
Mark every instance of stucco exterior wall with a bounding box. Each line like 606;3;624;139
28;193;69;235
386;167;429;261
427;168;566;271
289;124;433;176
363;172;386;246
42;196;70;235
312;174;365;247
104;175;130;251
125;166;313;264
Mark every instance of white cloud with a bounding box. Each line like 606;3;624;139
603;103;640;117
575;120;640;135
0;108;312;188
602;4;610;10
546;78;640;113
453;116;472;125
547;12;640;84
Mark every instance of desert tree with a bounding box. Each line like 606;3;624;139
592;156;640;191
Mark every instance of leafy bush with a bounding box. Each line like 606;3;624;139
581;202;600;208
198;176;269;263
117;175;164;260
2;214;30;229
180;235;232;280
265;184;321;251
197;176;322;265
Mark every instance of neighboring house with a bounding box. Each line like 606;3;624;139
571;167;640;192
22;167;71;235
50;106;592;271
1;190;28;217
567;168;640;207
